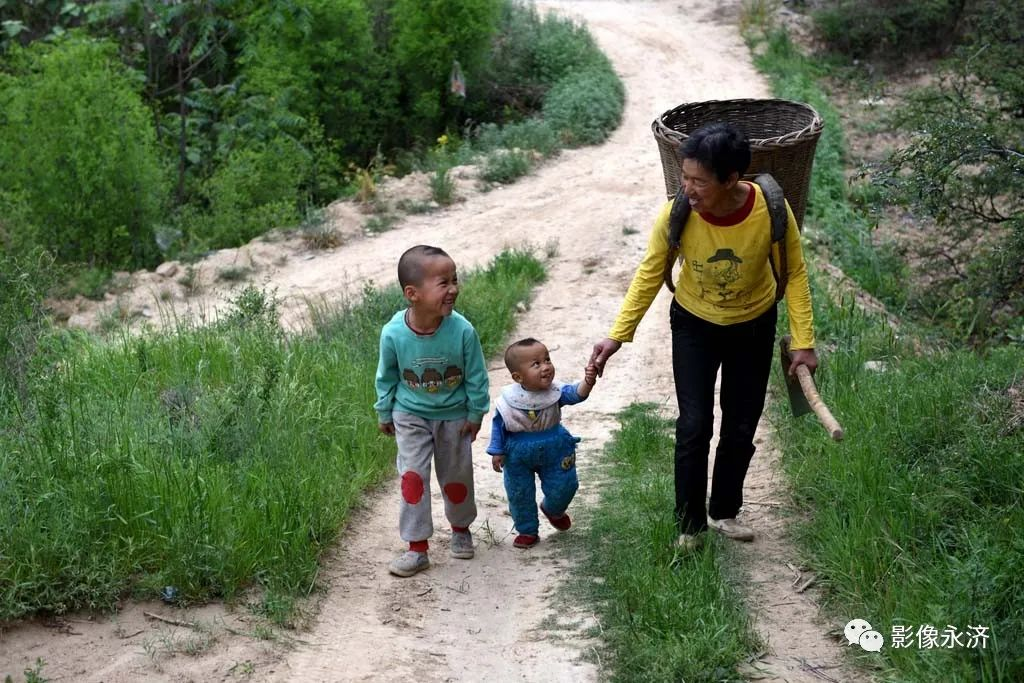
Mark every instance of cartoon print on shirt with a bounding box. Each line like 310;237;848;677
402;369;421;388
700;248;743;302
421;368;444;392
443;365;463;388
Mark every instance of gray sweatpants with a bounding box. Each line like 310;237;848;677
393;410;477;542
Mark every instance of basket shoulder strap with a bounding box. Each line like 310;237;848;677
663;187;691;293
752;174;789;302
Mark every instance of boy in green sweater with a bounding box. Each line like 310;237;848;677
375;245;490;577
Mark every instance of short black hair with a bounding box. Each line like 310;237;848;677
679;122;751;182
504;337;544;372
398;245;451;288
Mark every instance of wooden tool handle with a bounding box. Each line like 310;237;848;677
795;365;844;441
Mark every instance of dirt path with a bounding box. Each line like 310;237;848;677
1;2;860;681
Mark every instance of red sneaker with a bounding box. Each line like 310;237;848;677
513;534;539;549
541;504;572;531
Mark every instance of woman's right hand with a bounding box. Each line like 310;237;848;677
589;338;622;377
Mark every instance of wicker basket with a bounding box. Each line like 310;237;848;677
652;98;824;228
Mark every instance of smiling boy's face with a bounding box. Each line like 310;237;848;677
406;255;458;318
511;342;555;391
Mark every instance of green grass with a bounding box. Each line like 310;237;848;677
429;167;456;206
749;22;1024;681
568;404;760;682
0;249;546;621
770;277;1024;682
749;29;908;311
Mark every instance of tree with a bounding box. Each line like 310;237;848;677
239;0;395;163
875;0;1023;342
388;0;501;140
0;35;168;268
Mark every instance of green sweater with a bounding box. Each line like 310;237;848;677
374;310;489;424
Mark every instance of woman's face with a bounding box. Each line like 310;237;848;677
681;158;735;215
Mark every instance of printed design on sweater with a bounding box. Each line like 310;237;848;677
443;365;463;388
401;357;464;393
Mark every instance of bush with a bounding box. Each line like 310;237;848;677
481;149;532;184
865;0;1024;344
474;119;559;157
811;0;965;62
466;3;610;124
876;99;1023;343
529;10;608;84
0;35;168;268
951;0;1024;115
239;0;396;164
388;0;501;141
542;65;625;146
185;136;309;250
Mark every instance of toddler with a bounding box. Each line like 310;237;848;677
487;338;596;548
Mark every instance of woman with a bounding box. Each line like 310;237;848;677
590;122;818;550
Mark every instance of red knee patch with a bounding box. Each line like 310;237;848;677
443;482;468;504
401;471;424;504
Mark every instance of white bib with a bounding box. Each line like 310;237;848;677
495;383;562;432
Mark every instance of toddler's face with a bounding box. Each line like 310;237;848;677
513;343;555;391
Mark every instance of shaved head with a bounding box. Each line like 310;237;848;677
398;245;451;288
504;337;544;372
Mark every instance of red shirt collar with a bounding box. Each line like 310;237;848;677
698;182;755;226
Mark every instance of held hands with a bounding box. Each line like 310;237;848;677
589;338;622;377
460;421;481;442
491;454;504;472
578;362;598;398
787;348;819;377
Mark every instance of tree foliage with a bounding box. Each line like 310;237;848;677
0;0;623;272
0;35;168;268
872;0;1023;343
0;0;104;50
388;0;500;140
811;0;967;62
240;0;395;161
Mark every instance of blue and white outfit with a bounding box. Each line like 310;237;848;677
486;381;586;536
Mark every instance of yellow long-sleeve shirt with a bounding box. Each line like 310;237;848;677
609;182;816;349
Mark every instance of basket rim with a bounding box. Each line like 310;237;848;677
652;98;823;147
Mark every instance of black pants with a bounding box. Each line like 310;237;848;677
670;300;776;535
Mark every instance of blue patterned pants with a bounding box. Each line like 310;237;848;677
502;425;579;536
